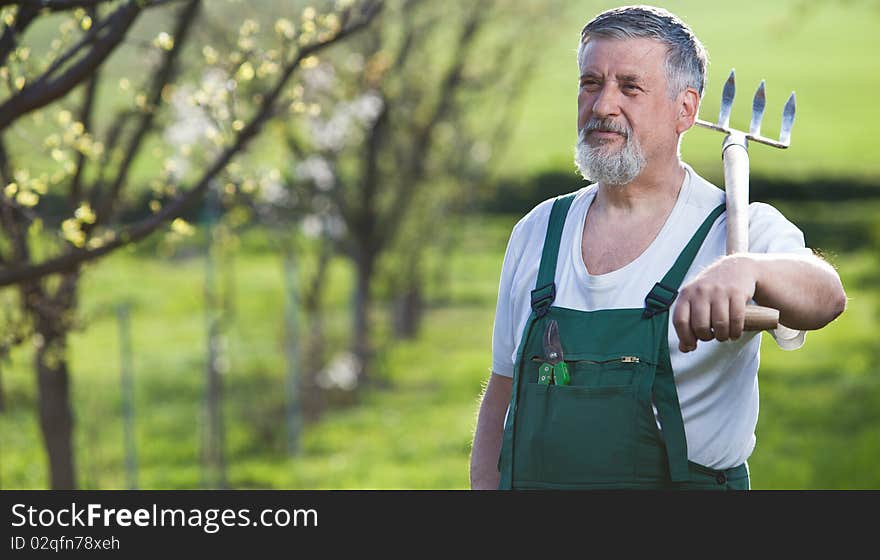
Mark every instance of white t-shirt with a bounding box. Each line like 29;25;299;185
490;164;813;470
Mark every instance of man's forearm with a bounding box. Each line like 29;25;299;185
470;418;503;490
674;251;847;352
470;373;512;490
748;253;847;330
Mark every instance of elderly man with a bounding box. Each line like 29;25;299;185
470;5;846;490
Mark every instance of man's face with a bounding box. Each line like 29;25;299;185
575;37;683;185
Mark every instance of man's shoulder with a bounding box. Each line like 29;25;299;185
684;164;791;221
682;165;725;211
514;184;594;233
502;184;592;262
682;163;807;247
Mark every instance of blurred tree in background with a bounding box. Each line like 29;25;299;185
278;0;562;391
0;0;562;489
0;0;381;488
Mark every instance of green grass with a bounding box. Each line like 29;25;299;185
0;217;507;489
1;215;878;489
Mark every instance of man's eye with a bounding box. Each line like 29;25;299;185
580;80;599;89
623;84;641;92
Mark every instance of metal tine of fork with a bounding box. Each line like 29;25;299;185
718;69;735;129
779;92;796;146
749;80;766;137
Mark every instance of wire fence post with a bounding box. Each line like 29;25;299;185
117;301;138;489
201;183;227;489
281;242;301;456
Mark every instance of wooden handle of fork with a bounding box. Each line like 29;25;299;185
744;305;779;331
723;133;780;332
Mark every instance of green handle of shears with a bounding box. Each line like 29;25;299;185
554;362;570;386
538;363;553;385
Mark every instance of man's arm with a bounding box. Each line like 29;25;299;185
673;252;847;352
470;373;512;490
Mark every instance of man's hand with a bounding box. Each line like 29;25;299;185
672;253;847;353
673;255;756;353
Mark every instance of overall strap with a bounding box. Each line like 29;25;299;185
644;203;725;483
499;192;576;489
531;193;577;318
644;204;726;318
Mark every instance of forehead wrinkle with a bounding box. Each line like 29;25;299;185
579;37;667;80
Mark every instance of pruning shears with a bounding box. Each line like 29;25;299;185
538;319;570;386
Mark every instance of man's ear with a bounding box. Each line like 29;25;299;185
676;87;700;134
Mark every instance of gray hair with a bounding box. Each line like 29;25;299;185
578;5;708;98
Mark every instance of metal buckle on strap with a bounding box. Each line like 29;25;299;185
643;282;678;318
530;283;556;318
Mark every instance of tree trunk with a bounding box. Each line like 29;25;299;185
352;250;375;384
300;309;326;422
432;220;458;305
25;271;80;490
281;244;301;454
299;238;332;423
393;269;423;339
35;330;76;489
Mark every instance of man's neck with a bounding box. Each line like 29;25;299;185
595;159;686;216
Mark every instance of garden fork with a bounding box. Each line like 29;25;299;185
694;69;797;332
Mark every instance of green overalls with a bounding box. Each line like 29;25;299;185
497;194;750;490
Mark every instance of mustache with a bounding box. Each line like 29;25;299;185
582;118;630;138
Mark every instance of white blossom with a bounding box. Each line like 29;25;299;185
295;155;335;191
258;176;288;205
302;62;336;93
307;91;384;151
300;214;322;238
317;352;359;391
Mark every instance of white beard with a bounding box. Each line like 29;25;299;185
574;122;646;186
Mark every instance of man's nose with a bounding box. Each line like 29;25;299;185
591;85;621;118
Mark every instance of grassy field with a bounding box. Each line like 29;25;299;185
1;215;877;489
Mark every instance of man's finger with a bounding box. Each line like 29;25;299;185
673;299;696;352
711;295;730;342
729;296;746;340
691;297;713;342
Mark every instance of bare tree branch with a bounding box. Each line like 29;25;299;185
0;0;116;10
87;0;200;230
37;3;119;80
0;4;38;69
0;136;29;266
0;0;383;287
388;0;432;75
67;73;97;210
354;100;387;256
67;4;100;212
93;107;134;191
0;0;179;13
376;0;486;248
0;0;143;131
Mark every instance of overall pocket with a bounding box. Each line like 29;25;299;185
572;357;643;388
513;382;639;486
530;355;650;388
